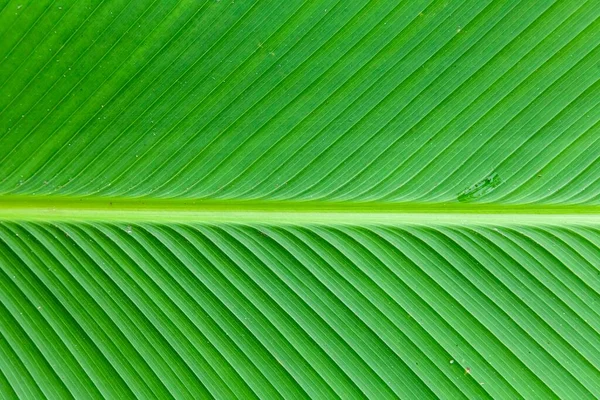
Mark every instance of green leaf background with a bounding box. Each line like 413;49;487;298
1;0;599;398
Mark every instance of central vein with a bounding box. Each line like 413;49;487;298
1;196;599;226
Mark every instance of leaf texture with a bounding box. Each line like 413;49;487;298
1;0;599;204
3;222;600;399
0;0;599;399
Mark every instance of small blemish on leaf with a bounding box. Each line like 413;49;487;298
458;173;502;202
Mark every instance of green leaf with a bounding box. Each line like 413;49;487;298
1;0;599;398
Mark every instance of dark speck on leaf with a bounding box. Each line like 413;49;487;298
458;173;502;202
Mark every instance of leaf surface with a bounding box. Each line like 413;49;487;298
0;1;599;399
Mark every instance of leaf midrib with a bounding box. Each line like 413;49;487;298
1;195;599;225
